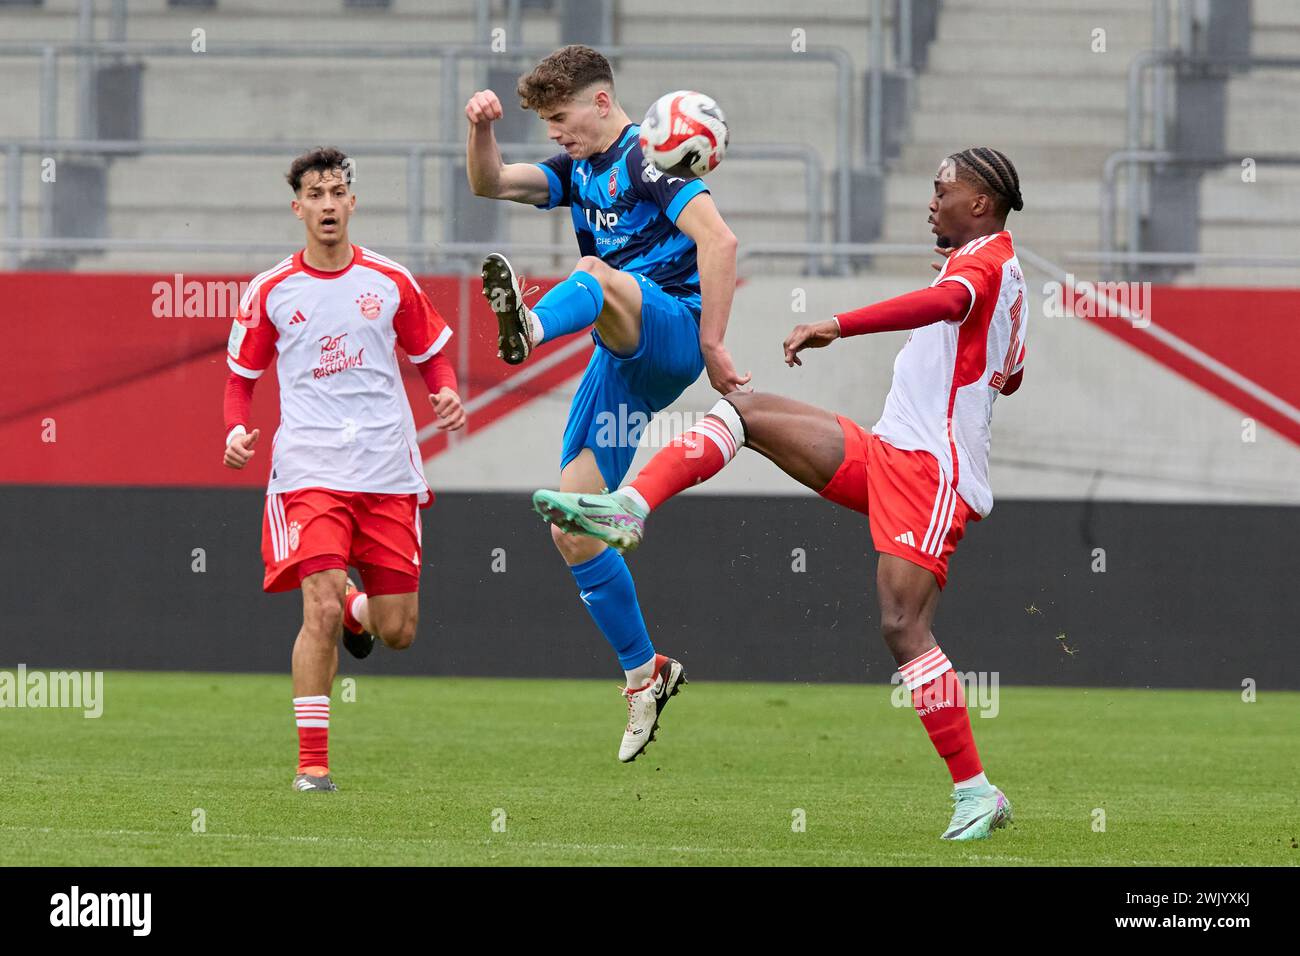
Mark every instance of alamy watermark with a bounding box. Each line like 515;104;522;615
1042;274;1152;328
890;669;1000;718
0;664;103;718
593;405;715;454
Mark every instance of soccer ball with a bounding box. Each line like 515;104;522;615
639;91;729;178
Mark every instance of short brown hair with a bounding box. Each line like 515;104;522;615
517;44;614;113
286;146;353;193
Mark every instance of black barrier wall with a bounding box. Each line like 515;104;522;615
1;487;1296;689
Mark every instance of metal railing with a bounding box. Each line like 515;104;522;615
0;138;824;272
0;38;858;261
1101;149;1300;277
1121;51;1300;271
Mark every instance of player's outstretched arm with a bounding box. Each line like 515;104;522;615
675;193;750;395
465;90;551;205
783;283;971;367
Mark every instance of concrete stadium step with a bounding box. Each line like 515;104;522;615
0;10;81;41
897;141;1118;178
1199;223;1300;256
934;7;1151;44
1227;77;1300;151
1175;267;1300;288
914;72;1128;112
612;61;858;140
0;62;80;137
923;40;1141;75
106;207;408;239
105;155;417;207
118;11;481;44
1200;167;1300;222
909;107;1127;146
137;60;445;140
1252;29;1300;55
884;174;1102;213
1254;0;1300;26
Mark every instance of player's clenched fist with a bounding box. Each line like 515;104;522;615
223;427;260;469
465;90;504;126
783;319;841;367
430;387;466;431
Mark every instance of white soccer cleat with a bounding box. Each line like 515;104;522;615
618;653;688;762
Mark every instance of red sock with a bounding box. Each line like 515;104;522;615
294;695;330;774
900;647;983;783
629;402;743;510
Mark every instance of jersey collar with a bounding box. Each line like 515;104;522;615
297;243;359;279
585;124;637;171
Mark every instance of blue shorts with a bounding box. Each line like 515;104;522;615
560;273;705;489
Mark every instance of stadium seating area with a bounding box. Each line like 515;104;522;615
0;0;1296;284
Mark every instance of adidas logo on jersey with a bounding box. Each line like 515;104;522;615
289;309;308;325
893;530;916;548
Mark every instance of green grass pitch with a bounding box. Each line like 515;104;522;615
2;671;1296;866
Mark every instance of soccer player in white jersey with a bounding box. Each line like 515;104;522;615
222;147;466;792
534;147;1027;840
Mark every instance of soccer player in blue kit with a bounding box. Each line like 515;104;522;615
464;44;748;762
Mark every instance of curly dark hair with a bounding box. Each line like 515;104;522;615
286;146;353;193
948;146;1024;215
517;44;615;113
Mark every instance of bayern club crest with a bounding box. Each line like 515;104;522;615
288;520;301;552
608;169;619;198
356;292;383;319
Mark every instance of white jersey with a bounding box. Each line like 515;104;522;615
226;244;452;499
872;231;1027;517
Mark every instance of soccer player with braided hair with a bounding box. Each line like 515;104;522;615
533;147;1028;841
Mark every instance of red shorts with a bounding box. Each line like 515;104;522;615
262;488;423;595
818;416;979;589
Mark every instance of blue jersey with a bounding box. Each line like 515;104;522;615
535;124;709;315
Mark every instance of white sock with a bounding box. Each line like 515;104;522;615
624;658;656;689
349;592;370;631
617;486;650;515
528;309;545;346
954;771;990;791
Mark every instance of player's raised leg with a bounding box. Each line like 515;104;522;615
534;390;847;550
292;568;348;792
877;555;1011;840
481;252;644;364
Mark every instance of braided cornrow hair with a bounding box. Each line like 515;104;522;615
950;146;1024;214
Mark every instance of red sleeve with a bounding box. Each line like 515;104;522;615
1000;367;1024;396
393;275;452;362
931;241;1001;324
835;283;971;337
227;284;278;379
223;371;256;437
415;350;459;395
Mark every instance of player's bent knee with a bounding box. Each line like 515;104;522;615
573;255;605;276
381;619;417;651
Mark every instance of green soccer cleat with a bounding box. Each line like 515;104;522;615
532;488;648;552
940;784;1013;841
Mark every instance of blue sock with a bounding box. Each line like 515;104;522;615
533;272;604;344
569;548;654;671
